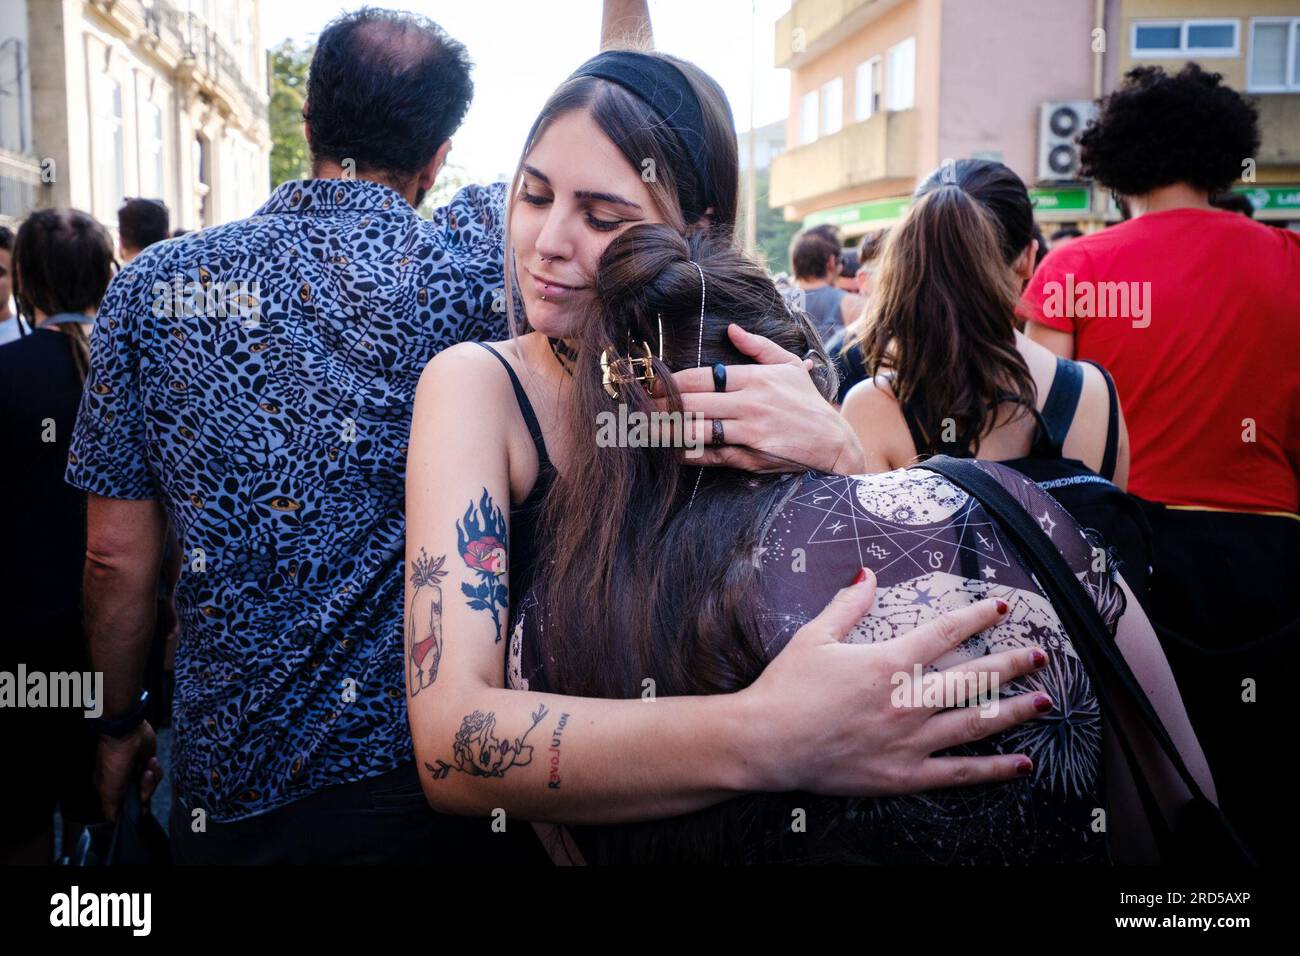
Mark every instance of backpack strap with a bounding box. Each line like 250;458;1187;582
912;456;1255;864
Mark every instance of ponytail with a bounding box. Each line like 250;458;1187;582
852;183;1034;454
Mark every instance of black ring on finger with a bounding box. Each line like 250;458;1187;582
712;362;727;393
711;419;725;447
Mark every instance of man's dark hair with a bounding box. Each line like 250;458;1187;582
857;228;887;264
838;248;859;278
790;227;841;279
0;225;13;251
118;198;170;252
1079;63;1259;197
1050;226;1082;242
306;7;474;180
1209;191;1256;218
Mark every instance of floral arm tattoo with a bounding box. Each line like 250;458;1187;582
457;487;509;642
425;705;549;780
406;548;448;698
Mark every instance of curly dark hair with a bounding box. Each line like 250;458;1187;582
306;7;473;180
1079;63;1259;197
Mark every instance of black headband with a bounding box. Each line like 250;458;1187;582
568;51;724;222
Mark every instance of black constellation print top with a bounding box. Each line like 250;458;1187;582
511;461;1125;864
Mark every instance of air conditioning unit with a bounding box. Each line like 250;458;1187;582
1038;101;1097;182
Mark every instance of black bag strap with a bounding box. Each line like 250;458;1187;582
1078;359;1120;481
913;456;1250;860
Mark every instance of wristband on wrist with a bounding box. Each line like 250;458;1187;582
88;688;150;739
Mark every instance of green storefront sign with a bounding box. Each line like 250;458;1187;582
1029;186;1090;213
1232;185;1300;214
804;196;911;230
806;186;1092;231
802;183;1299;232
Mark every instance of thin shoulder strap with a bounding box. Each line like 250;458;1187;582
898;400;933;458
1039;357;1083;455
1079;359;1120;481
473;342;551;468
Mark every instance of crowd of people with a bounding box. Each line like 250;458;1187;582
1;6;1295;866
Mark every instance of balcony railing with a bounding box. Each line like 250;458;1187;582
769;109;917;209
139;0;266;111
775;0;904;68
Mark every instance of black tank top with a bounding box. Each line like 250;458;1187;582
472;343;556;611
898;356;1119;480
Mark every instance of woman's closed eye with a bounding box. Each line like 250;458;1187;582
583;207;625;232
520;185;629;233
519;184;550;208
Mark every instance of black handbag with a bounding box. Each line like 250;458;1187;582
914;456;1255;865
71;784;171;866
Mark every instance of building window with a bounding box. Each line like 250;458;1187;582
799;90;818;145
1132;19;1239;57
193;135;211;226
138;99;165;199
855;56;882;121
1249;18;1300;91
93;72;125;220
820;77;843;136
887;37;916;111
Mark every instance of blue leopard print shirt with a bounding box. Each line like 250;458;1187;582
67;178;508;822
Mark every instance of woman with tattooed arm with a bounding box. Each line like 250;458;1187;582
402;51;1064;848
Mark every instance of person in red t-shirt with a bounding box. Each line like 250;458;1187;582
1022;63;1300;864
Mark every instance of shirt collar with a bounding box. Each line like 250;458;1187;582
255;178;417;217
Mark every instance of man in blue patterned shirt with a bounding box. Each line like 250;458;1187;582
67;9;521;863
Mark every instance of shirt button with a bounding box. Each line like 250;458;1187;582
335;188;345;203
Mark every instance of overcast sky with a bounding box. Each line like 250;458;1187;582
259;0;792;184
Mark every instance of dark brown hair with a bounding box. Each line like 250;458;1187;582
789;225;839;279
504;53;738;334
852;161;1036;455
533;223;848;863
117;197;170;253
12;209;116;381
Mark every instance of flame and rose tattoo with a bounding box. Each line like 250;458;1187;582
457;487;509;641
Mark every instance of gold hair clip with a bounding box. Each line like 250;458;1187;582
599;314;665;400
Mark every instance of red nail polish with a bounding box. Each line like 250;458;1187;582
996;600;1008;614
1033;693;1053;713
853;568;868;585
1031;648;1047;668
1015;757;1033;776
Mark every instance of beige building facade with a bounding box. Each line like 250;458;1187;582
771;0;1300;238
0;0;270;233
